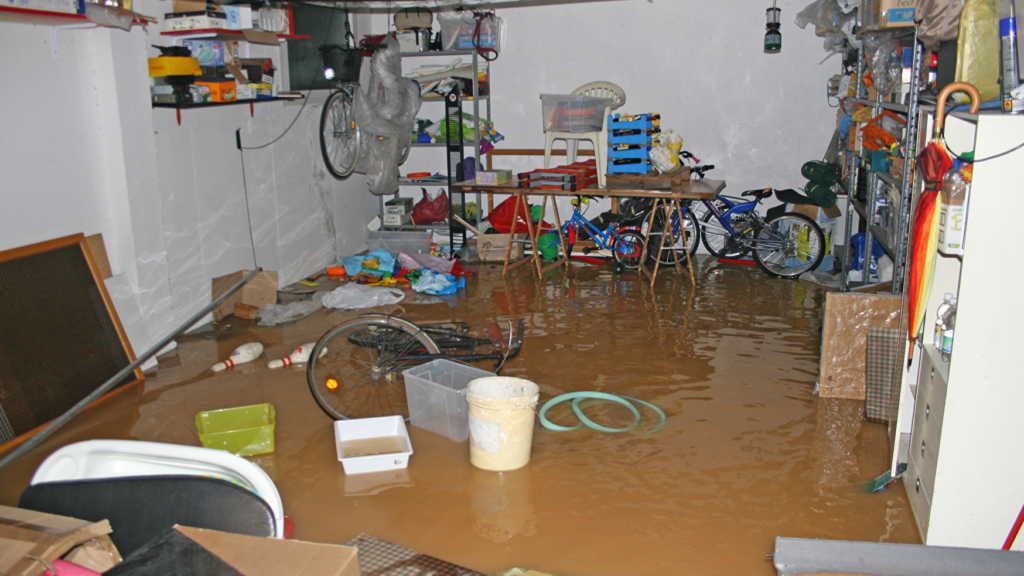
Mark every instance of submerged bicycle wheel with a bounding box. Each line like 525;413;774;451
320;90;361;179
611;229;646;270
752;213;825;279
646;208;699;265
307;316;440;420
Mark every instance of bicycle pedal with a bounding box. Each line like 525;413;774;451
582;247;595;255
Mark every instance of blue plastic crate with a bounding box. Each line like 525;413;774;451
607;133;653;145
607;146;651;159
607;161;652;174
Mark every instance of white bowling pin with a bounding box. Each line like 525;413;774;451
211;342;265;372
267;342;327;369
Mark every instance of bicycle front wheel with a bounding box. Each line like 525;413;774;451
611;228;646;270
647;207;699;265
307;316;440;420
752;213;825;279
320;90;361;179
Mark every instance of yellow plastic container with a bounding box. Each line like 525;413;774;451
196;403;275;457
467;377;540;471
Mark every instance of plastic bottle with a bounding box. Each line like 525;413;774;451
941;160;968;207
934;293;954;349
940;297;957;361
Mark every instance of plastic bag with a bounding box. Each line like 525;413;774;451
259;295;324;326
956;0;1001;103
795;0;860;53
650;145;676;173
486;196;553;234
917;0;965;50
397;251;455;273
412;270;465;295
411;188;449;224
321;283;405;309
862;32;903;98
352;36;422;196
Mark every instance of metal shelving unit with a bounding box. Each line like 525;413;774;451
839;28;923;295
379;48;490;253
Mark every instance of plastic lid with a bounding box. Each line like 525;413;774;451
944;293;953;300
1001;17;1016;36
949;298;957;305
952;159;962;171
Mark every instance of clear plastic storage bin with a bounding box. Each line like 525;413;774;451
439;12;503;52
541;94;613;133
367;231;432;255
403;359;494;442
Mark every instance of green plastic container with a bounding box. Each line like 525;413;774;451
539;232;559;260
196;403;276;457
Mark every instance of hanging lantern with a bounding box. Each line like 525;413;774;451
765;1;782;54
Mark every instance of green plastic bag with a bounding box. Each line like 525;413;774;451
955;0;1001;103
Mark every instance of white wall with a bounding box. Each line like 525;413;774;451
0;8;378;345
374;0;840;220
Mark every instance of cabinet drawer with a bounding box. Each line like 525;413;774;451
905;455;932;540
910;395;943;497
918;346;949;425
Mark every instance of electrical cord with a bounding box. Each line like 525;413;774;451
938;105;1024;163
239;0;347;150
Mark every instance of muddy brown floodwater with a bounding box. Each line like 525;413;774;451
0;257;920;575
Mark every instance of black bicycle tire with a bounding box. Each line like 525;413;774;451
611;229;646;270
307;316;440;420
701;210;752;259
752;212;825;279
319;90;361;179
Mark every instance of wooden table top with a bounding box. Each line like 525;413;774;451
452;178;726;200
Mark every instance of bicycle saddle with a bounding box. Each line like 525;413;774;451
741;188;773;200
772;188;817;205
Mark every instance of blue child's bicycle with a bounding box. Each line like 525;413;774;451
555;197;648;271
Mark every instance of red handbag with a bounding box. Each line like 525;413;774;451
411;188;449;225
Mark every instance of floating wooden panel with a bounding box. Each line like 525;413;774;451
0;234;143;447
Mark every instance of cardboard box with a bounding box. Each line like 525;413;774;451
476;170;511;185
385;197;414;215
171;0;207;12
478;233;525;262
790;204;842;272
164;10;227;31
211;270;278;321
169;526;359;576
222;4;253;29
819;293;902;400
383;213;412;226
196;80;236;102
147;56;201;78
0;505;120;576
182;40;234;67
862;0;918;29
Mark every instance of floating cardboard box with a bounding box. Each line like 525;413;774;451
211;270;278;321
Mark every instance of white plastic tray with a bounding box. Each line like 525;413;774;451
30;440;284;537
334;416;413;474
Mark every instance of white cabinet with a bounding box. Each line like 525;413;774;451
901;112;1024;549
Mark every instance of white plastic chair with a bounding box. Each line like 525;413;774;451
543;81;626;188
30;439;285;537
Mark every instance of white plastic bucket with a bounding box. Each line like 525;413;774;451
466;377;540;471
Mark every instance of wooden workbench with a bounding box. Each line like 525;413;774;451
452;179;726;286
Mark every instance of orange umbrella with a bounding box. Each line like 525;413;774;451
907;82;980;367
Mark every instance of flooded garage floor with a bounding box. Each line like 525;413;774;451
0;257;920;575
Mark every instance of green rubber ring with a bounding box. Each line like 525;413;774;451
539;392;665;434
570;396;640;433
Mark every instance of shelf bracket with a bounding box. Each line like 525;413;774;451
51;22;96;60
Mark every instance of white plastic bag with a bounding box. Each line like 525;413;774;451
650;145;677;173
258;295;325;326
321;283;405;309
